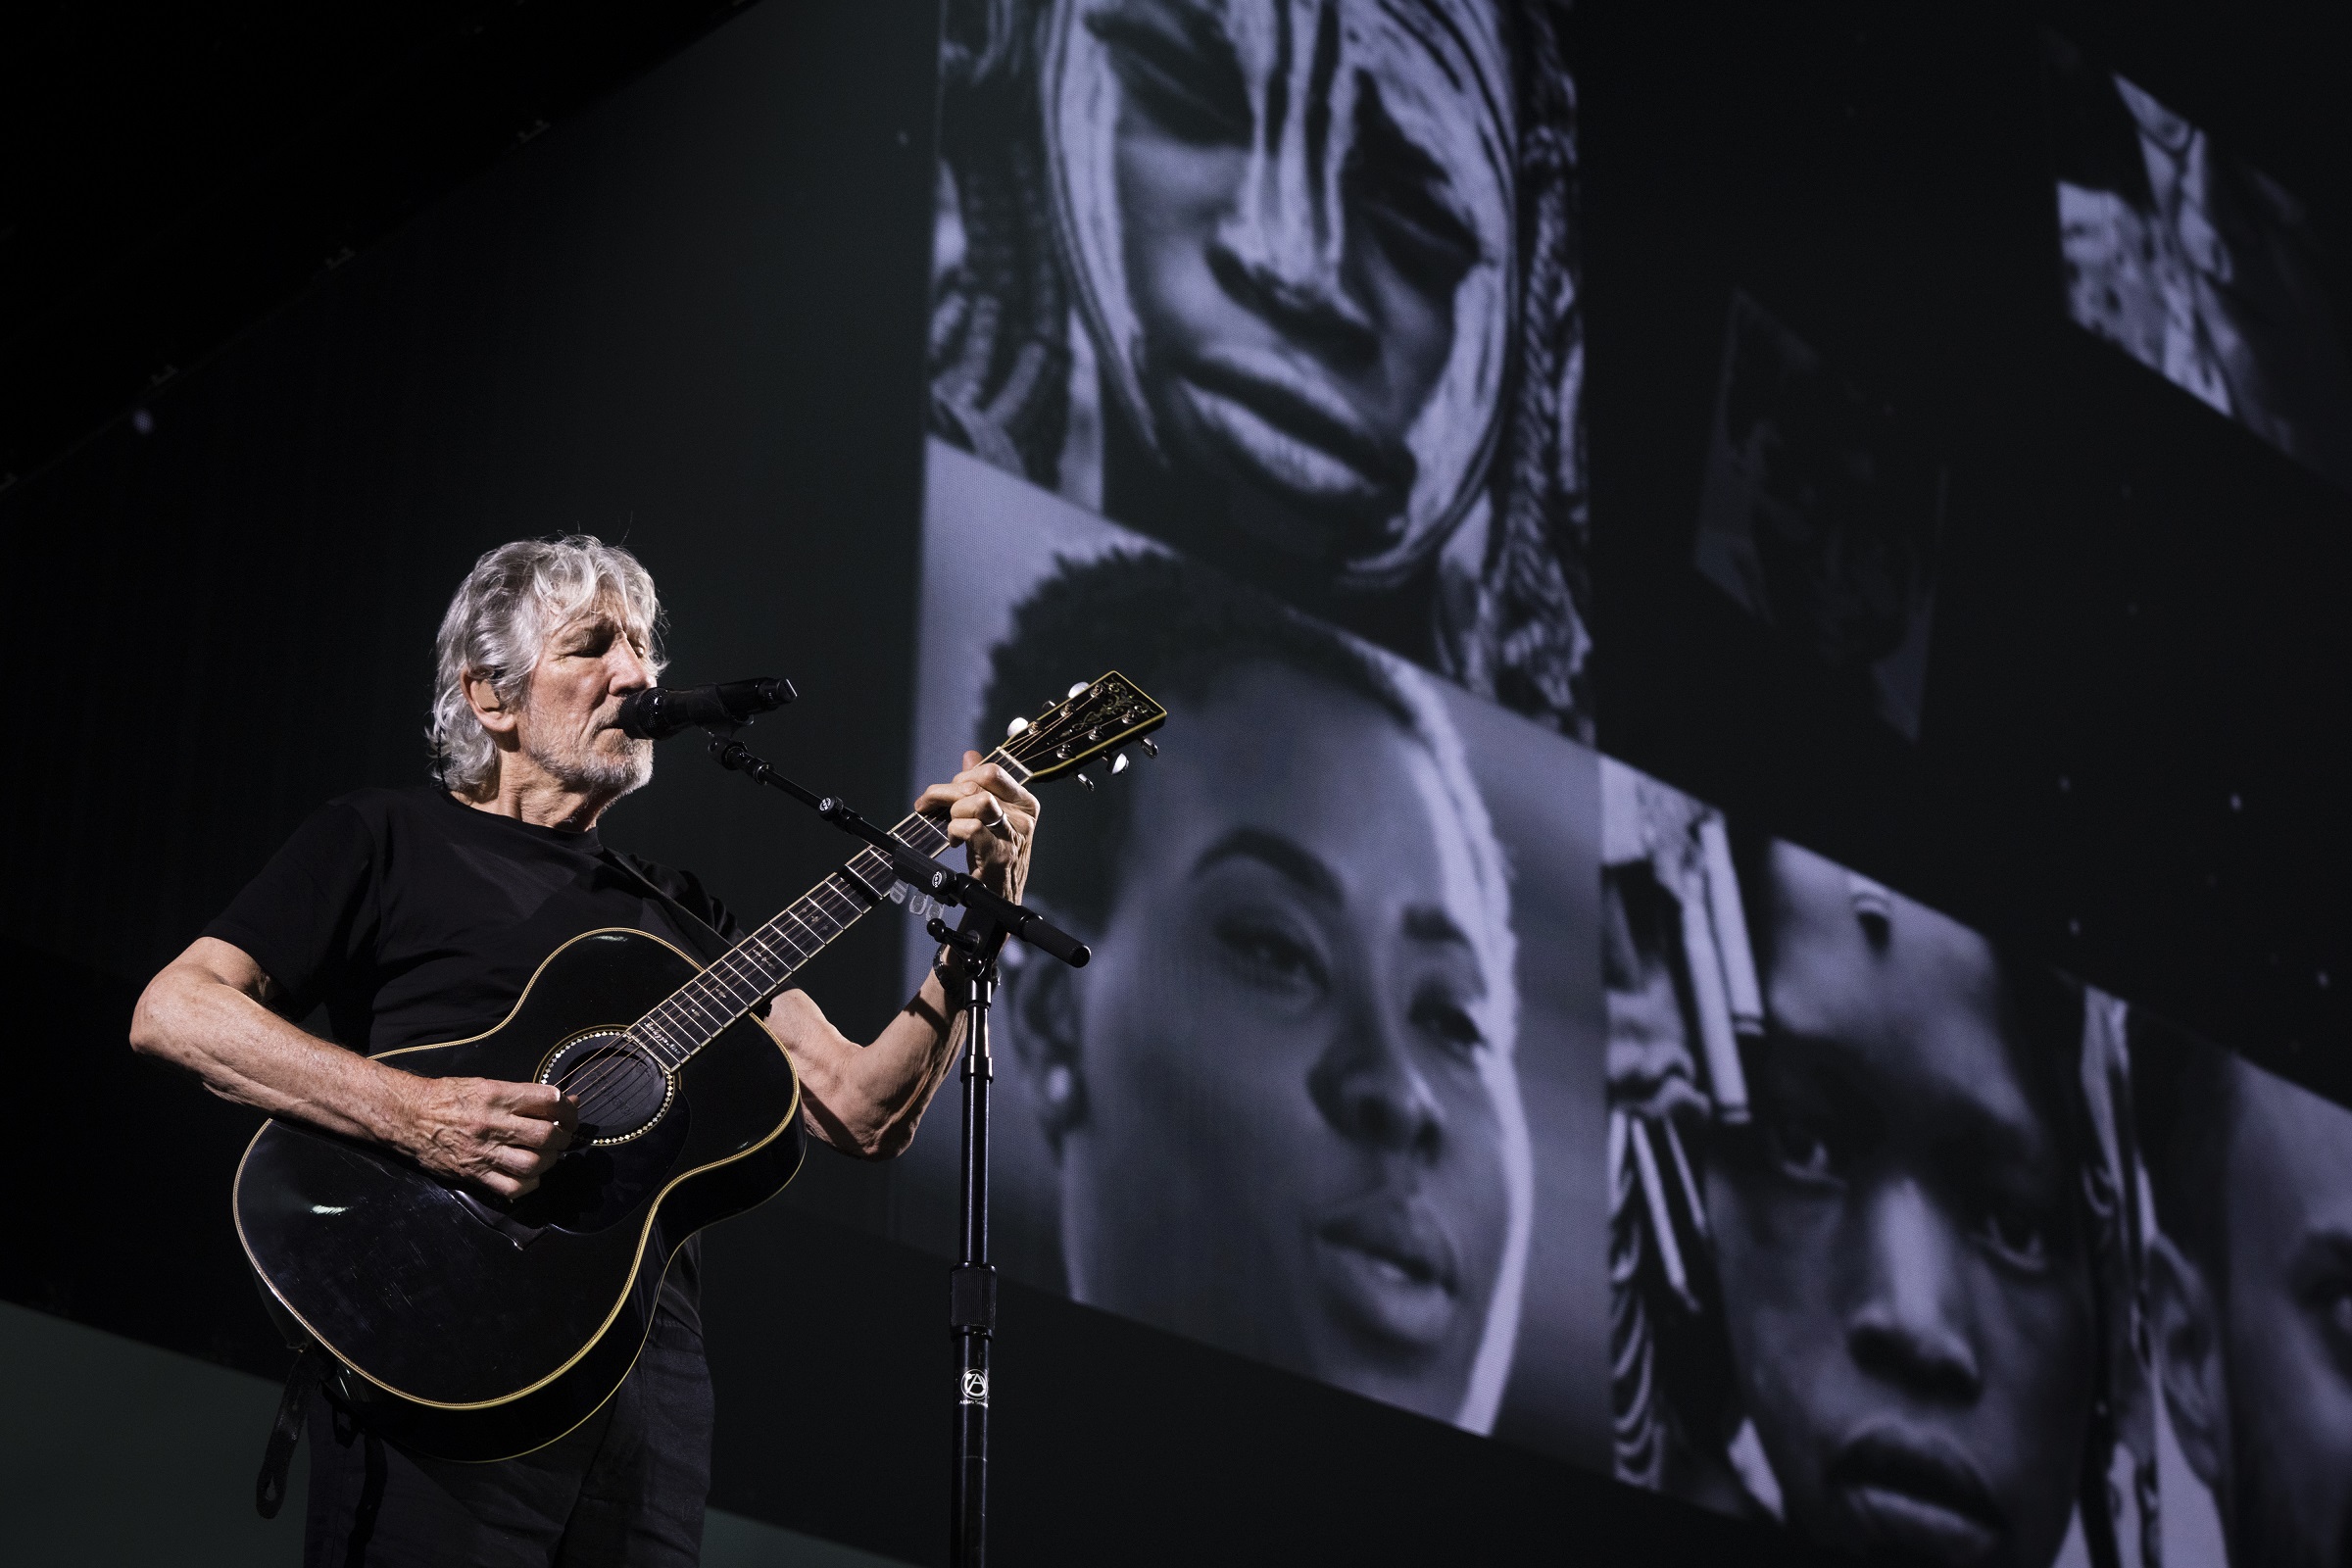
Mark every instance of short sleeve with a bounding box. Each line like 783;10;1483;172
203;802;381;1016
612;853;743;945
670;866;744;944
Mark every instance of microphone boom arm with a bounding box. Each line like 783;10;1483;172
705;734;1088;969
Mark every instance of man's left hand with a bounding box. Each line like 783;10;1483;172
913;752;1039;905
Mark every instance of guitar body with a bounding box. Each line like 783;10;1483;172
233;927;805;1462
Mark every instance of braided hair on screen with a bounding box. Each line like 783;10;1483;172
930;0;1592;739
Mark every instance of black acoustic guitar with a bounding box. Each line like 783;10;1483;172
234;672;1164;1461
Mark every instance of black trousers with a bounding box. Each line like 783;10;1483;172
304;1310;712;1568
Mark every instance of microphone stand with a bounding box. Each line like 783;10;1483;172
933;906;1003;1568
704;730;1085;1568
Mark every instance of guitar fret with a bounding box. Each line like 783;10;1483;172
743;930;796;978
809;877;857;915
672;991;724;1033
724;956;775;1004
776;906;828;950
630;799;983;1074
643;1018;683;1058
645;1007;693;1058
713;949;767;994
618;673;1157;1069
893;816;950;857
760;920;815;966
699;968;754;1013
630;1026;677;1071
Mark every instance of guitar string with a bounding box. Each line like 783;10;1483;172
553;828;930;1114
555;822;913;1112
560;735;1036;1111
598;717;1080;1092
554;691;1129;1118
551;773;981;1113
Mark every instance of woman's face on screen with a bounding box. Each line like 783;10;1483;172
1040;662;1520;1421
1072;0;1512;574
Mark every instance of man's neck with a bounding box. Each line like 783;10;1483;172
455;761;619;834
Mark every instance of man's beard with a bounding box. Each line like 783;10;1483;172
527;721;653;798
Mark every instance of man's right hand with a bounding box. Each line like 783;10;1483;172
394;1077;577;1199
132;937;579;1198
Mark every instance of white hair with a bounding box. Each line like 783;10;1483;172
427;535;666;795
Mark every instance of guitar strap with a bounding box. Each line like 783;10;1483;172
254;1343;328;1517
595;849;740;971
602;847;827;1036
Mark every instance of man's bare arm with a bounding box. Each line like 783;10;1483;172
766;972;969;1159
129;937;573;1198
771;752;1038;1158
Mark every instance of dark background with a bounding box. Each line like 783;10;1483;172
2;0;2347;1563
1578;0;2352;1094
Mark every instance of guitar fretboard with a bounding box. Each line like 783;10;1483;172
625;750;1025;1068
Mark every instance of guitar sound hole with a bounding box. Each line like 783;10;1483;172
540;1031;674;1146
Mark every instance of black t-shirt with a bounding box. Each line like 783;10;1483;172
205;784;744;1333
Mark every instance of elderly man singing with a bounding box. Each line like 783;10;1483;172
131;535;1039;1567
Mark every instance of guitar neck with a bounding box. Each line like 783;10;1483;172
624;749;1023;1068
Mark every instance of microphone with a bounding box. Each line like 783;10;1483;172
616;678;797;740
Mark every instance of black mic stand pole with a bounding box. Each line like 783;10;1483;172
704;730;1085;1568
932;908;1004;1568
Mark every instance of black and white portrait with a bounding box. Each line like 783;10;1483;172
1605;760;2157;1568
1692;292;1944;742
2044;33;2352;493
929;0;1592;737
896;440;1607;1452
2133;1015;2352;1568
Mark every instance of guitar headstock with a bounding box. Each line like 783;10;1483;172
995;671;1167;788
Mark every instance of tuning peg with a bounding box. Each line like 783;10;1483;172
1067;680;1091;698
1139;738;1157;758
1109;753;1130;775
1074;771;1095;792
1005;715;1030;738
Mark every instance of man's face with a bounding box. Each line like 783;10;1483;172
1042;661;1522;1421
2209;1064;2352;1568
513;597;656;797
1088;0;1503;565
1703;842;2092;1568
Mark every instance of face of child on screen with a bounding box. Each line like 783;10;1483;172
1016;661;1525;1422
1071;0;1513;578
1704;841;2093;1568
